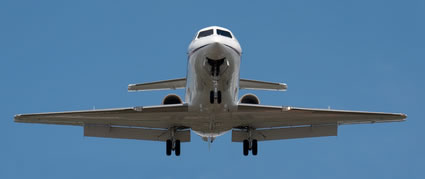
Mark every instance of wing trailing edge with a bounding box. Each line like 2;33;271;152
232;124;337;142
84;125;191;142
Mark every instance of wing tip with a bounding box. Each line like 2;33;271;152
279;83;288;90
128;84;136;91
14;114;23;122
400;113;407;120
393;113;407;121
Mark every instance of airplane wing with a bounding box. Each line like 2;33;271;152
231;104;406;142
14;104;193;142
239;79;287;91
128;78;186;91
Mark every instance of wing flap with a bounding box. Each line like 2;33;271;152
84;125;190;142
239;79;287;91
232;124;337;142
128;78;186;91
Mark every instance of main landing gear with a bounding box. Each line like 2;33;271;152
166;127;181;156
242;127;258;156
166;139;181;156
243;139;258;156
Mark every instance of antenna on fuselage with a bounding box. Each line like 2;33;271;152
208;137;211;151
208;137;215;151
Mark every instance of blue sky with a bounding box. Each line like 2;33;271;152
1;0;424;178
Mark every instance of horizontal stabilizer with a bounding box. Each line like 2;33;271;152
232;125;337;142
239;79;287;91
128;78;186;91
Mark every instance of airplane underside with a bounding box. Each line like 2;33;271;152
14;26;406;157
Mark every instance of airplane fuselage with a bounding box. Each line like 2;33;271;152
185;26;242;138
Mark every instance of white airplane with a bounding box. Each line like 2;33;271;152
15;26;406;156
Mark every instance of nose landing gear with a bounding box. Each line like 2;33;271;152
210;90;221;104
206;57;226;104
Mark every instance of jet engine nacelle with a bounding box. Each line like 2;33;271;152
239;94;260;104
162;94;183;105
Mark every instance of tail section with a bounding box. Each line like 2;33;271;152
239;79;287;91
128;78;186;91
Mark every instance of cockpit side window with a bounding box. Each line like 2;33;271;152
197;29;214;38
217;29;232;38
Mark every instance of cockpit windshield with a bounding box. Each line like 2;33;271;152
217;29;232;38
197;29;214;38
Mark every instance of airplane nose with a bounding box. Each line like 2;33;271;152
205;42;227;60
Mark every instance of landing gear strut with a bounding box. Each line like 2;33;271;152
209;75;221;104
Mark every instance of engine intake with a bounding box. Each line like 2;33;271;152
239;94;260;104
162;94;183;105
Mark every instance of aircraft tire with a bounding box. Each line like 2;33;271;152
217;91;222;104
210;91;214;104
166;139;172;156
175;140;181;156
243;139;249;156
252;139;258;156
